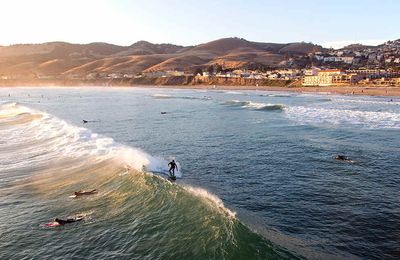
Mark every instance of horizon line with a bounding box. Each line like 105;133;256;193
0;37;396;50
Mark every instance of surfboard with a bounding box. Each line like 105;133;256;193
168;176;177;181
69;190;98;198
43;222;61;227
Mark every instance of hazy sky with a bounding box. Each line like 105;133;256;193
1;0;398;48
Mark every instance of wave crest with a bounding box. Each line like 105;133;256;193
224;100;285;111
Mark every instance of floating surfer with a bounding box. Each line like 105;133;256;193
335;154;347;161
335;154;355;163
45;216;84;227
73;189;98;197
168;160;178;180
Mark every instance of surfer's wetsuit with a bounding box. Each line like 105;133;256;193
55;217;83;225
168;160;178;177
336;155;348;161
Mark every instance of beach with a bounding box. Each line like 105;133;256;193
138;84;400;97
2;80;400;98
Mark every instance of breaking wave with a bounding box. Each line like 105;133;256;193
0;102;294;259
284;105;400;129
223;100;285;111
151;94;211;100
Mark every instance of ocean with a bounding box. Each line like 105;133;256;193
0;87;399;259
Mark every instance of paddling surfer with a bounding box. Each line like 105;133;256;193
54;216;83;225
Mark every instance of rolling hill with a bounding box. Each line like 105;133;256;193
0;37;325;78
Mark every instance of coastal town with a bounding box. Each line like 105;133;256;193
1;39;400;87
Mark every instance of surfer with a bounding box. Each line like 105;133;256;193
168;160;178;178
74;189;97;197
82;120;88;124
336;154;350;161
54;216;83;225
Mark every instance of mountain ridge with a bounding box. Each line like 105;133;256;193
1;37;396;78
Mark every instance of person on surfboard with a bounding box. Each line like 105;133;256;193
168;160;178;178
74;189;97;197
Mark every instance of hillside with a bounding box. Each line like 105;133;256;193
0;37;326;78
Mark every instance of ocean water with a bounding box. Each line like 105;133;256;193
0;87;399;259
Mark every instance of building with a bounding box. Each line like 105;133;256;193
304;67;320;76
331;74;363;85
143;71;167;78
303;69;359;86
340;57;354;64
166;70;185;76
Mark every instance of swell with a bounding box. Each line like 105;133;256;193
0;102;296;259
151;93;212;100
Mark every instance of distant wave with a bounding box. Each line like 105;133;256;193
151;93;172;99
151;94;211;100
259;93;294;98
284;105;400;129
224;91;248;95
224;100;285;111
332;98;399;106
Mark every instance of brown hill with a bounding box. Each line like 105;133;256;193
114;41;186;56
190;38;258;54
0;37;325;78
278;42;324;54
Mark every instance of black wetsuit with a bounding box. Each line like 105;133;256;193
55;218;82;225
168;161;177;176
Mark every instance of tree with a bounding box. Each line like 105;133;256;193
193;68;202;76
207;65;214;74
215;64;223;73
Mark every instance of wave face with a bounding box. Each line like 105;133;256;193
0;103;294;259
224;100;285;111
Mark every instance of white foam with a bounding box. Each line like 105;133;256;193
224;91;245;95
285;106;400;129
0;104;182;175
332;98;399;106
224;100;284;111
183;185;236;218
151;94;171;98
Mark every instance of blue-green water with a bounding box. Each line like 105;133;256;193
1;87;399;259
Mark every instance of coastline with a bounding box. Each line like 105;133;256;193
1;81;400;97
140;84;400;97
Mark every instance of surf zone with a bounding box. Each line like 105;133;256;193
0;102;295;259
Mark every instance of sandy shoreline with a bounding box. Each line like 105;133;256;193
1;84;400;97
130;84;400;98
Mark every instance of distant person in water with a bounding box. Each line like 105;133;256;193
54;216;83;225
336;154;348;161
168;160;178;177
74;189;97;197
